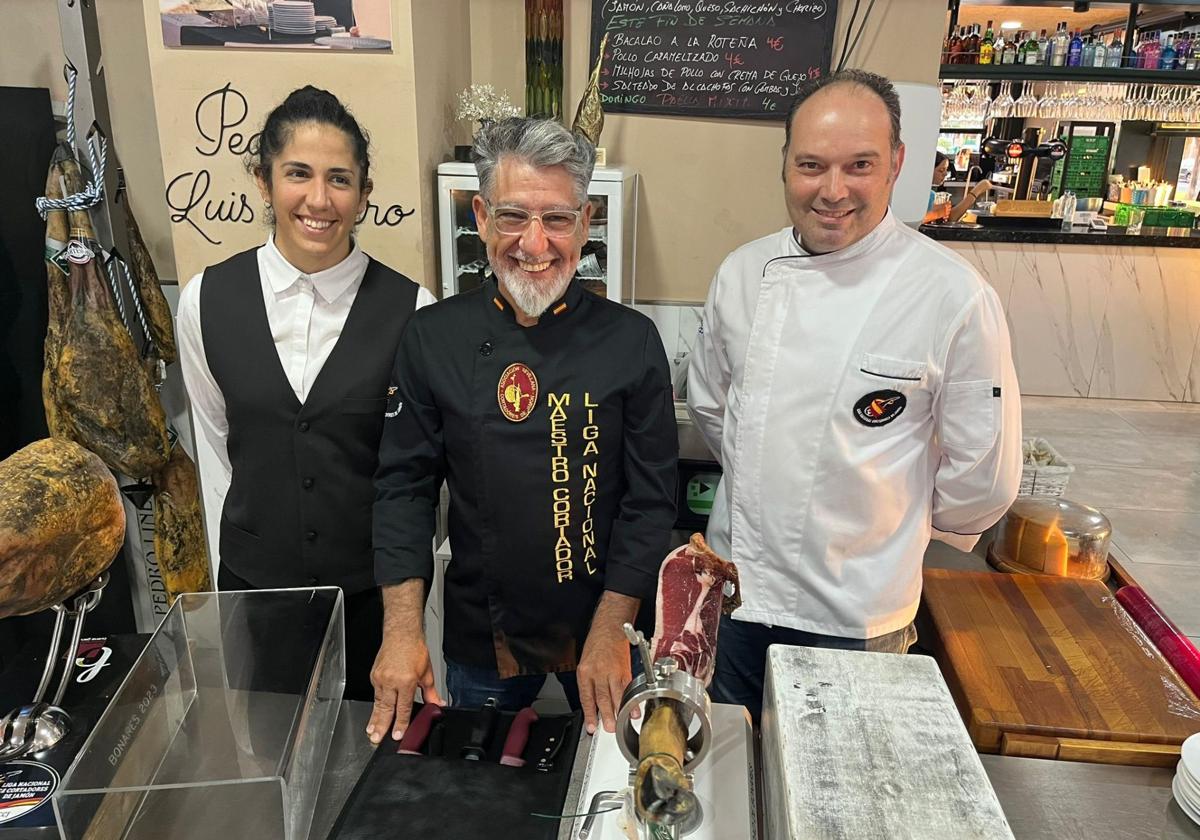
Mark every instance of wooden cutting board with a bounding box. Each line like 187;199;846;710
921;568;1200;768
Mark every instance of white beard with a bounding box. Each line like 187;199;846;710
496;266;573;319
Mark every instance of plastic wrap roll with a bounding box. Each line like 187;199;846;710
1116;585;1200;697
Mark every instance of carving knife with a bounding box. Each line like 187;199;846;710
499;706;539;767
396;702;443;755
461;697;499;761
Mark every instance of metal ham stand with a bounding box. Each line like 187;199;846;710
0;573;109;761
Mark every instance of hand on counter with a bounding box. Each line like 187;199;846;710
577;591;640;735
367;580;444;744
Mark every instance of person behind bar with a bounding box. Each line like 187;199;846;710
369;117;677;743
687;70;1022;722
177;86;436;702
933;151;991;223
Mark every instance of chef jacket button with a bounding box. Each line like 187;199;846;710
298;421;310;432
305;530;318;542
478;341;493;356
302;477;314;489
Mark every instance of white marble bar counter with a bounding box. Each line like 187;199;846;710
932;237;1200;401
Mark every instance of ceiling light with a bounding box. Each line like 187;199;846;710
1000;21;1021;30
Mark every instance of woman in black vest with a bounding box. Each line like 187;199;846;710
177;87;434;701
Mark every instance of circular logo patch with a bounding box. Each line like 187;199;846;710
0;761;59;825
497;363;538;422
853;390;907;427
65;239;94;265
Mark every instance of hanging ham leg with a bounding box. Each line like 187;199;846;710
42;146;169;478
650;533;740;686
152;445;212;604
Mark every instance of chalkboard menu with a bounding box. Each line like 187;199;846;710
589;1;839;121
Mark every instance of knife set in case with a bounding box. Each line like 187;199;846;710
327;704;582;840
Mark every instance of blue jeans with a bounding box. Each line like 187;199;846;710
710;615;917;724
445;660;582;711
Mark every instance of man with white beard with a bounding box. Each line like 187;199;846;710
369;118;678;745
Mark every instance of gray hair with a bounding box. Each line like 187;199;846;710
473;117;596;204
783;69;903;152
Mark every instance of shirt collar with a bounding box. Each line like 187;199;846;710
261;236;368;303
786;209;897;265
484;275;585;326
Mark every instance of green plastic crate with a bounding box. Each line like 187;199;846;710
1113;204;1197;228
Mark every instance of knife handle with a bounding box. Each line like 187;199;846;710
499;706;539;767
461;697;499;760
397;703;443;755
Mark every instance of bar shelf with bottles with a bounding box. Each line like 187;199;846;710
941;16;1200;85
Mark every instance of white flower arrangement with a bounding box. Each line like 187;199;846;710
455;84;522;124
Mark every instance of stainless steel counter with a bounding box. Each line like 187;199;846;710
981;754;1198;839
9;698;1199;838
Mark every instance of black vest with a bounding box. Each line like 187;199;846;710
200;247;419;593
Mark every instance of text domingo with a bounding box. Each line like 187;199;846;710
165;84;415;246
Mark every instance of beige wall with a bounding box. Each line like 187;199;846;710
472;0;947;302
412;0;474;287
0;1;67;102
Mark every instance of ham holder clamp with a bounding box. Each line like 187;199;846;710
578;534;744;840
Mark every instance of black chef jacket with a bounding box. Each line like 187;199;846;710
374;278;678;677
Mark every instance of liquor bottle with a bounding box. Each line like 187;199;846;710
1008;32;1027;63
966;24;981;64
1175;32;1190;70
1092;36;1106;67
1067;29;1083;66
1024;32;1041;65
980;20;994;64
993;33;1012;64
942;29;952;64
1160;34;1176;70
1038;29;1051;65
1052;23;1070;67
1106;32;1123;67
1141;32;1161;70
1081;35;1096;67
949;26;964;64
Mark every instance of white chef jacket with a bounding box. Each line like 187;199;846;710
687;211;1021;639
176;237;437;557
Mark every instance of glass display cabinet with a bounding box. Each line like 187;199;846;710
435;161;639;302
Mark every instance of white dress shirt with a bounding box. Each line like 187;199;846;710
176;237;437;557
687;212;1022;639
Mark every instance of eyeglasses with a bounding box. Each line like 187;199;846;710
485;201;584;237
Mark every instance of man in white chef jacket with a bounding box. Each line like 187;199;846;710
687;69;1022;721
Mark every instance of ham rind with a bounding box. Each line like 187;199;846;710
650;533;740;686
